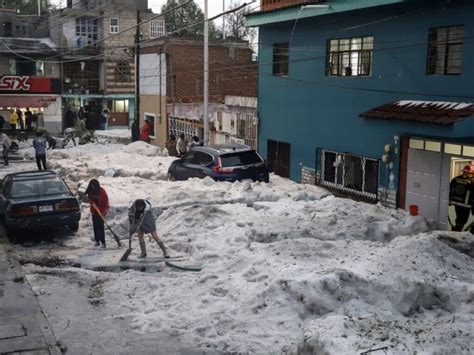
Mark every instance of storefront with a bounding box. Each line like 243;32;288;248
0;76;61;133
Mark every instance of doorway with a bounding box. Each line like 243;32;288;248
267;139;291;178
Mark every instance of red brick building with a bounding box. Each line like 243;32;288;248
139;37;258;148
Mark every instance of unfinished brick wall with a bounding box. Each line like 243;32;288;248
142;39;257;103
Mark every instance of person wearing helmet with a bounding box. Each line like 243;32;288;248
449;164;474;232
85;179;109;248
129;199;169;258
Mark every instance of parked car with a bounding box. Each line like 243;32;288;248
168;144;270;183
0;171;81;240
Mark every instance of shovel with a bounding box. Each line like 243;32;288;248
119;232;133;262
91;202;122;247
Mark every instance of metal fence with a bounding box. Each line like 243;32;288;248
235;113;258;150
316;148;379;202
169;116;203;142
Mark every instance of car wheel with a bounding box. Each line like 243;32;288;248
6;227;18;244
68;222;79;233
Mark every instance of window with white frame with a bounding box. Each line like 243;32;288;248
144;113;155;138
76;17;99;46
110;18;119;33
150;20;165;38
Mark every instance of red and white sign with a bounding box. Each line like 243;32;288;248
0;76;52;93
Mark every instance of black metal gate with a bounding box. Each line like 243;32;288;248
268;140;291;178
316;148;379;202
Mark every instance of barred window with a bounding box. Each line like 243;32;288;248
110;18;119;34
114;61;131;82
427;26;464;75
327;36;373;76
317;149;379;202
273;42;289;76
150;20;165;38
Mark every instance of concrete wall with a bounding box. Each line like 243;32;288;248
43;96;62;134
140;94;166;146
257;1;474;188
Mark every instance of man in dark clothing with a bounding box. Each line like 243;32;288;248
25;108;33;133
85;179;109;248
16;109;24;131
33;131;48;170
65;107;76;128
449;164;474;232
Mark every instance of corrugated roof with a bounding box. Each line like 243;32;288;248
0;37;57;54
360;100;474;126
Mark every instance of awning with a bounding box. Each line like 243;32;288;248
0;95;59;108
360;100;474;126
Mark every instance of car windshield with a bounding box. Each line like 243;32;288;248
10;177;70;198
220;151;263;167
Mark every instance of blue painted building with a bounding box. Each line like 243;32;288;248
246;0;474;228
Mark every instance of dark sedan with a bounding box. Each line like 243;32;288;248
0;171;81;240
168;144;269;183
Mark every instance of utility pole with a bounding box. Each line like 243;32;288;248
38;0;41;16
203;0;209;145
222;0;226;40
133;9;141;141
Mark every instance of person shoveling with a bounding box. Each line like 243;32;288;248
120;199;169;261
85;179;121;248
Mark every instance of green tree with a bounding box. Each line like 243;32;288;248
0;0;53;14
223;0;256;41
161;0;220;39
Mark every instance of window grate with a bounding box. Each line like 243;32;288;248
326;36;373;76
316;148;379;202
273;42;289;76
427;25;464;75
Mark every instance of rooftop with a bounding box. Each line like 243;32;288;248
245;0;408;27
0;37;57;54
360;100;474;126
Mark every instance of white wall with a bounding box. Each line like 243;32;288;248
43;96;62;134
139;53;166;96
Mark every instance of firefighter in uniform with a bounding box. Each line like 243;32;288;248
449;164;474;232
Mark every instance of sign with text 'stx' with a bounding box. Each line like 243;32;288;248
0;76;57;94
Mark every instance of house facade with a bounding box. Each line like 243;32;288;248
0;10;62;132
246;0;474;229
139;37;258;149
49;0;164;130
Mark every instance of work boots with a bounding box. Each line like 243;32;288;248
157;240;170;258
138;240;147;258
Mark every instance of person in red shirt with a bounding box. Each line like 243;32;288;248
85;179;109;248
140;118;152;143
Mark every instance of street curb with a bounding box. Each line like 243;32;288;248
1;236;63;354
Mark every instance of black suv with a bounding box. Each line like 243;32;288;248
168;144;269;183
